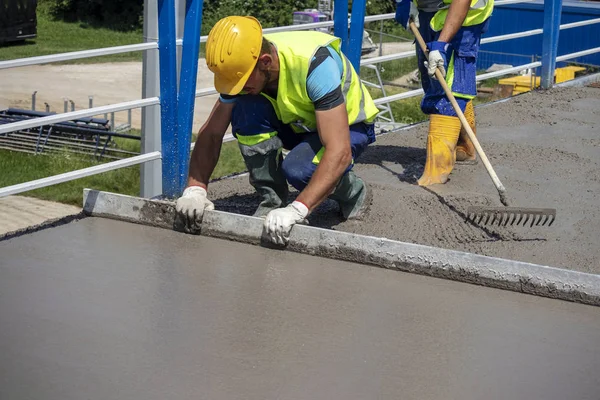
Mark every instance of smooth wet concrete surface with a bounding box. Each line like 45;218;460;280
1;218;600;400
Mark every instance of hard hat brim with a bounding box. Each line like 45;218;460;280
214;64;255;96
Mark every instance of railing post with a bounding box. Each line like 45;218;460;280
333;0;349;54
157;0;179;198
176;0;205;193
348;0;367;72
141;0;163;198
541;0;562;89
176;0;185;88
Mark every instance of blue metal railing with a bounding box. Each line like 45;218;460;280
176;0;204;193
542;0;564;88
157;0;179;197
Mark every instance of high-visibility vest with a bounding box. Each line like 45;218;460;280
262;31;379;133
430;0;494;32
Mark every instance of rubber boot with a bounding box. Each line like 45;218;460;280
417;114;461;186
329;171;371;220
242;149;289;217
456;101;477;162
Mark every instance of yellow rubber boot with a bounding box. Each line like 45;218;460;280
456;101;476;162
417;114;461;186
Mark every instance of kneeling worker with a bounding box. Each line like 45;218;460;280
176;16;379;244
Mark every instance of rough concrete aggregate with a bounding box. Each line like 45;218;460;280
207;87;600;273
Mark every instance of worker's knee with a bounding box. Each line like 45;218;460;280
281;124;373;191
282;160;314;191
281;142;319;191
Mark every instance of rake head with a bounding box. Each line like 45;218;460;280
466;206;556;227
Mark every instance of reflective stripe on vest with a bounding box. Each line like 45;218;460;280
263;31;379;133
430;0;494;32
235;131;278;147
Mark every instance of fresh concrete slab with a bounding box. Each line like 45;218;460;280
1;217;599;400
82;189;600;306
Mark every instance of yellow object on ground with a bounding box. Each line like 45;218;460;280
498;75;541;95
456;101;476;162
498;66;586;96
418;114;462;186
555;66;586;83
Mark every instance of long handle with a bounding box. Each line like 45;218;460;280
409;21;508;206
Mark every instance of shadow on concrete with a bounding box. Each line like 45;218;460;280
357;144;426;184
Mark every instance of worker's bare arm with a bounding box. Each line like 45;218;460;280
438;0;471;43
295;103;353;210
187;99;234;189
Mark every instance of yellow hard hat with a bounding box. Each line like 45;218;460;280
206;16;263;95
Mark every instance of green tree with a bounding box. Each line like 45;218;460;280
201;0;318;34
39;0;143;31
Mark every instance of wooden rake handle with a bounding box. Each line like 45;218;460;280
408;21;509;206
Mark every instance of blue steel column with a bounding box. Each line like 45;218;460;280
348;0;367;73
333;0;349;54
176;0;204;192
157;0;179;197
541;0;562;89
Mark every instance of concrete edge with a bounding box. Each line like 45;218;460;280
0;212;86;242
555;72;600;88
83;188;176;229
83;189;600;307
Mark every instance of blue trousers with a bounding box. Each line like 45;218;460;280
231;95;375;191
417;12;490;116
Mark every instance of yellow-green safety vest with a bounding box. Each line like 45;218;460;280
430;0;494;32
262;31;379;133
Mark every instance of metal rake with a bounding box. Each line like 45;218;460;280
409;21;557;229
466;206;556;227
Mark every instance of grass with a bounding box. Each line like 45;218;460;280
0;12;143;63
0;138;246;206
211;141;247;178
0;149;141;206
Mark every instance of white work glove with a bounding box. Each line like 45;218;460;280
424;41;449;79
395;0;420;30
264;201;309;245
409;2;420;28
176;186;214;233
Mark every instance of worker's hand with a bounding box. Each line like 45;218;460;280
395;0;419;30
176;186;215;233
264;201;309;245
425;41;449;79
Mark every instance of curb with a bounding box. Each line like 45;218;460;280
83;189;600;306
556;71;600;88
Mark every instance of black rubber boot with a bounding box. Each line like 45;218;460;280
242;149;289;217
329;171;371;220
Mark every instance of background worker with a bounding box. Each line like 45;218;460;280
176;16;379;245
395;0;493;185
